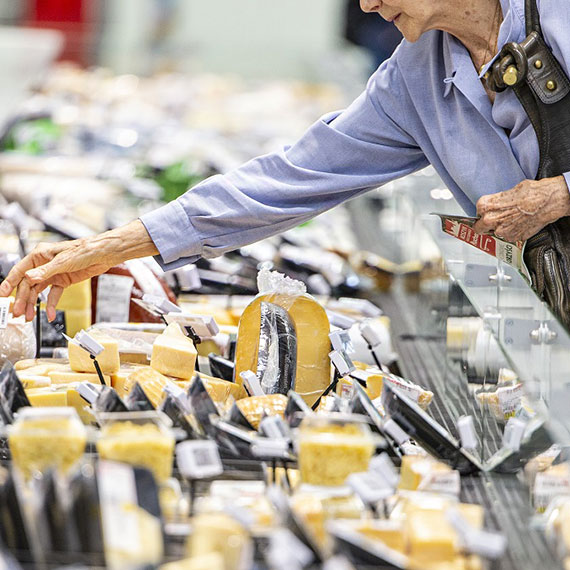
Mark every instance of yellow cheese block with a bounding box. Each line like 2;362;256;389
398;456;451;491
290;494;327;548
68;333;120;374
151;323;197;380
235;293;330;406
195;373;247;402
186;513;250;570
48;368;110;385
18;375;51;389
124;366;172;408
407;510;457;564
66;386;94;424
64;308;92;337
26;388;68;407
120;351;150;365
298;421;374;486
356;520;406;553
8;411;87;479
235;394;288;429
97;421;175;483
58;279;91;311
111;365;146;396
15;360;69;375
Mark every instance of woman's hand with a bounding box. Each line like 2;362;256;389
0;220;158;322
473;176;570;242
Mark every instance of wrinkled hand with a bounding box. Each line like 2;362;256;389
0;220;158;322
473;176;570;242
0;238;114;322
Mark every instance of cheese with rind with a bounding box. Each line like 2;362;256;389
48;368;110;385
235;293;330;406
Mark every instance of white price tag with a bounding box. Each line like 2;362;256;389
359;320;383;347
419;470;461;496
329;350;356;377
369;453;399;489
347;471;394;505
329;330;353;354
240;370;264;397
142;293;180;315
259;415;289;440
64;329;104;357
251;438;290;459
502;417;526;451
0;297;10;329
96;274;134;323
497;383;523;420
457;415;479;450
164;313;219;338
176;440;223;480
382;418;409;445
326;310;357;330
97;461;140;555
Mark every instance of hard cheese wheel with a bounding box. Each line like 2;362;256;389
235;293;330;406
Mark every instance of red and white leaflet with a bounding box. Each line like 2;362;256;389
433;214;531;283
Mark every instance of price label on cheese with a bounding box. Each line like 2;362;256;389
420;470;461;496
176;440;223;480
96;274;134;323
497;383;523;420
533;470;570;512
0;297;10;329
383;376;421;403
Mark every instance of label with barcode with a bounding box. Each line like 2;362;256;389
176;440;223;479
0;297;10;329
96;274;134;323
497;383;523;419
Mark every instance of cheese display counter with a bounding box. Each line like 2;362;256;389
0;59;569;570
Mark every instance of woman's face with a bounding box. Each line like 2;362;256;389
359;0;437;42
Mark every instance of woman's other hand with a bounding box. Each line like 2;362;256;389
473;176;570;242
0;220;158;322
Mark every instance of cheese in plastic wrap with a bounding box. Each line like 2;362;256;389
0;318;35;367
232;394;288;430
96;412;175;483
235;270;330;406
298;416;374;486
8;407;86;479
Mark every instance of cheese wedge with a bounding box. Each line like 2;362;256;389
398;456;452;491
58;279;91;311
25;388;68;407
356;520;406;553
68;333;120;374
18;375;51;389
151;323;197;380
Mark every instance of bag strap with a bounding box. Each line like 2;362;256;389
525;0;543;36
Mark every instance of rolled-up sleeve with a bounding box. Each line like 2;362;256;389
140;59;428;271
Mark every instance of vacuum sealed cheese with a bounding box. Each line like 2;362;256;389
235;270;330;406
96;412;175;483
8;407;87;478
298;415;374;486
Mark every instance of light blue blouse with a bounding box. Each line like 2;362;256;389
141;0;570;270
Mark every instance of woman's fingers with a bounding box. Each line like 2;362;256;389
46;285;64;322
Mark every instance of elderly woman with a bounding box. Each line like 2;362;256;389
2;0;570;324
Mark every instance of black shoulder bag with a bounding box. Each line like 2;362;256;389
487;0;570;329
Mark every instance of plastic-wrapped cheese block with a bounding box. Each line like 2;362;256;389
298;417;374;486
8;408;87;478
235;294;330;406
0;318;36;366
186;513;251;570
48;368;111;385
150;323;197;380
97;419;175;483
91;260;177;324
232;394;288;430
68;332;120;374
